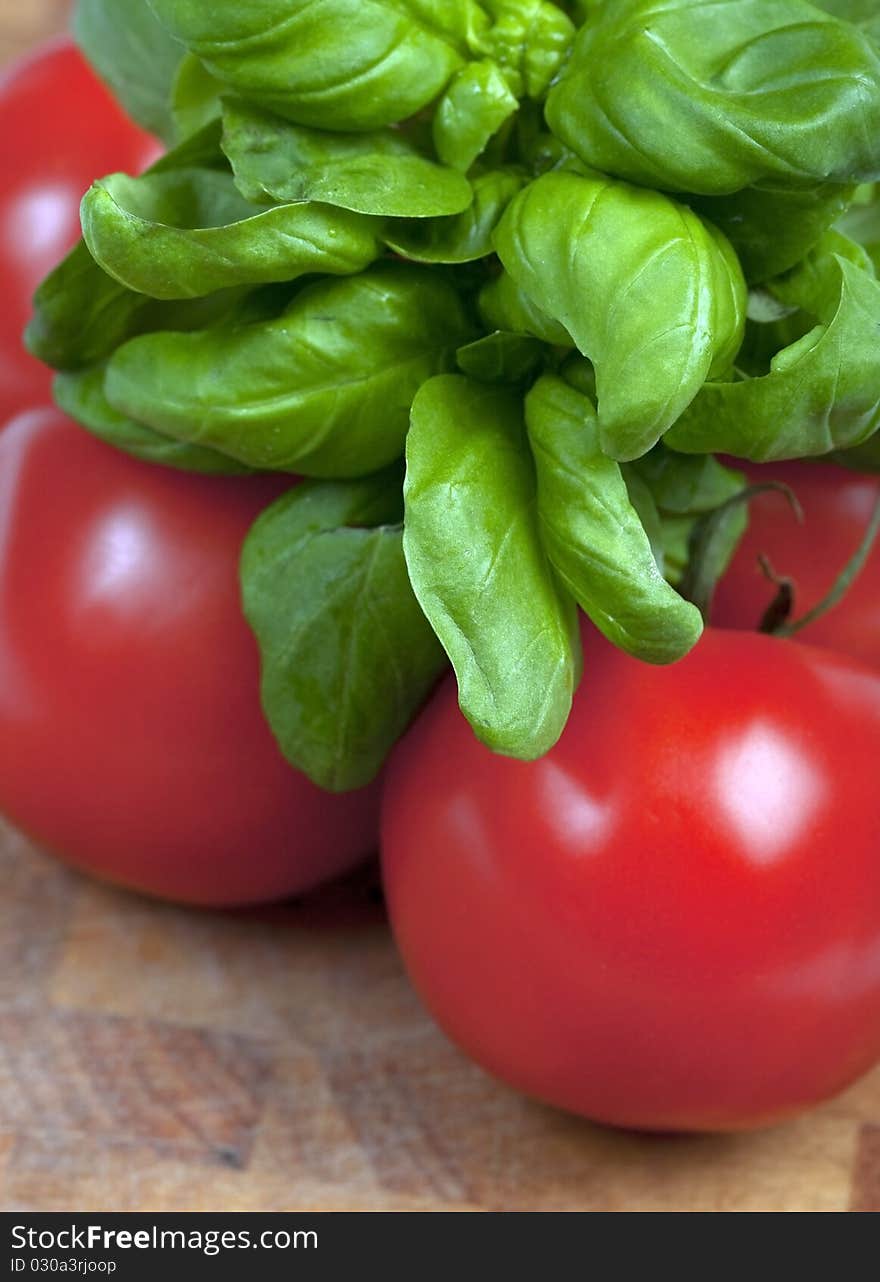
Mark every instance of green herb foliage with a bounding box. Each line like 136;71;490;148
30;0;880;787
494;170;747;460
103;264;475;477
405;375;581;758
241;472;448;790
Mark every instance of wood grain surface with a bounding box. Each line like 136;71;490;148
2;1;880;1214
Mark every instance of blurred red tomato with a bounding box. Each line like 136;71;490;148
0;409;381;905
0;39;159;420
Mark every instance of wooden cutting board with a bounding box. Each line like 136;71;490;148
2;2;879;1213
4;817;880;1214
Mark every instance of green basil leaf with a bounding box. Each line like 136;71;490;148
512;100;576;176
546;0;880;194
26;239;252;372
629;446;751;517
221;100;472;218
835;184;880;271
495;170;747;460
675;517;748;592
404;374;580;758
81;167;380;299
170;52;224;140
105;263;476;477
27;242;153;371
54;365;252;475
432;61;518;171
456;330;545;384
26;121;235;369
811;0;880;44
525;375;702;663
832;433;880;471
770;228;876;302
621;469;666;575
565;1;591;22
148;0;478;130
626;447;748;588
474;0;575;98
383;168;523;263
478;270;572;346
694;181;857;284
733;307;817;378
74;0;183;143
557;351;597;399
666;238;880;460
148;116;228;172
241;471;447;791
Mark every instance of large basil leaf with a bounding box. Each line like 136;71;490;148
241;472;447;791
54;365;252;475
104;264;475;477
147;0;477;130
432;61;518;171
546;0;880;195
25;122;236;368
74;0;183;143
666;237;880;460
81;167;380;299
222;100;473;218
494;170;747;460
525;375;703;663
404;374;580;758
384;169;524;263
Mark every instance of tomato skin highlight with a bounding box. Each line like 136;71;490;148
382;624;880;1132
0;38;159;422
712;461;880;666
0;409;380;906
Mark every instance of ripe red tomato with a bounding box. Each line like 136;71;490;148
0;39;159;421
712;461;880;666
382;623;880;1132
0;409;381;906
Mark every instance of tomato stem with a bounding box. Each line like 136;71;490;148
681;481;801;623
755;555;796;634
768;493;880;638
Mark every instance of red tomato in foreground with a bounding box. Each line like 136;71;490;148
0;39;159;421
713;461;880;666
383;624;880;1132
0;410;380;906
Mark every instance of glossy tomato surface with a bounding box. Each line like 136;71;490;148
712;461;880;666
0;409;381;906
382;624;880;1132
0;39;159;421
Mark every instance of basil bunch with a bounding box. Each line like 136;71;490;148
28;0;880;789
